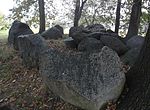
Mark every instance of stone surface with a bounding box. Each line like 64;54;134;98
121;46;141;66
78;37;104;52
18;34;48;68
126;35;144;49
64;37;77;49
41;27;62;40
100;35;128;56
69;26;90;44
0;105;13;110
54;25;64;34
8;20;34;50
85;24;106;33
86;32;102;40
39;46;125;110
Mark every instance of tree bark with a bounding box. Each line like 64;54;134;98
38;0;45;33
115;0;121;34
125;0;142;40
74;0;87;27
117;23;150;110
74;0;80;27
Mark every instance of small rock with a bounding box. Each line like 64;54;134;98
41;27;62;40
64;37;78;49
78;37;104;52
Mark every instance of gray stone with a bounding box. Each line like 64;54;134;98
18;34;48;68
106;30;125;43
39;46;125;110
78;37;104;52
41;27;62;40
100;35;128;56
8;20;34;50
121;46;141;66
126;35;144;49
85;24;106;33
64;37;77;49
54;25;64;35
0;105;13;110
69;26;90;44
86;32;102;40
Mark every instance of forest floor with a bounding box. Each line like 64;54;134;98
0;33;118;110
0;39;82;110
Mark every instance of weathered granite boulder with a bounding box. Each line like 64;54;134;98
100;35;128;56
0;105;13;110
78;37;104;52
39;46;125;110
41;27;62;40
126;35;144;49
54;25;64;35
86;32;102;40
69;26;84;37
85;24;106;33
64;37;77;49
106;29;125;43
18;34;48;68
8;20;34;50
69;26;90;44
121;46;141;66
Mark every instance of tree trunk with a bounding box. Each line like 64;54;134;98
74;0;80;27
125;0;142;40
38;0;45;33
74;0;87;27
116;23;150;110
115;0;121;34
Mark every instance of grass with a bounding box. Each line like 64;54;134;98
0;30;8;39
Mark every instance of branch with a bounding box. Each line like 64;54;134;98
80;0;87;12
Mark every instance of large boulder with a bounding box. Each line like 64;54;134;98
121;46;141;66
69;26;90;44
106;29;125;43
41;27;62;40
0;105;13;110
85;24;106;33
64;37;78;49
78;37;104;52
54;25;64;35
126;35;145;49
39;46;125;110
86;32;102;40
8;20;34;50
100;35;128;56
18;34;48;68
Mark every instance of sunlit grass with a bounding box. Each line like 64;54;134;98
0;29;8;40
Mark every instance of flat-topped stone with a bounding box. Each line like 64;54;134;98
39;46;125;110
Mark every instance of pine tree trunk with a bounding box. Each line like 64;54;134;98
117;23;150;110
125;0;142;41
38;0;45;33
115;0;121;34
74;0;80;27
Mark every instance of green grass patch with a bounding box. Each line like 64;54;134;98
0;29;8;40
